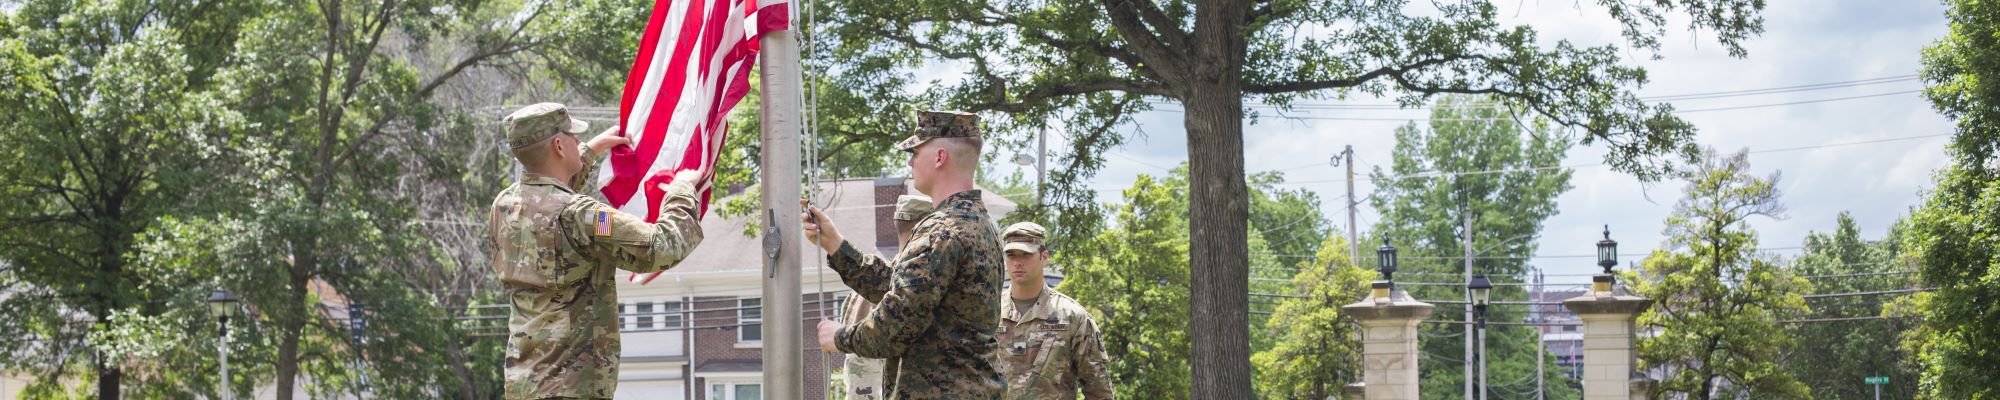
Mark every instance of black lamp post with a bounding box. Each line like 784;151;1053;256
206;289;238;400
1595;226;1619;293
1467;274;1493;400
1376;238;1398;283
1597;225;1618;274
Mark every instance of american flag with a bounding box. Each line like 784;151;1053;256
596;0;790;284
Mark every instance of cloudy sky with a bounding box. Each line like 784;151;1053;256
979;0;1954;285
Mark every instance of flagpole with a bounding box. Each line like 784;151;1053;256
758;16;806;400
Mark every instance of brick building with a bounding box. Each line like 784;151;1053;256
610;177;1016;399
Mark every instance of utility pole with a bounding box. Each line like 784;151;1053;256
1037;124;1048;205
1535;269;1545;400
757;24;804;400
1340;145;1359;268
1464;208;1475;400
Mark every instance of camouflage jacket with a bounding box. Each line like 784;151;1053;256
488;146;704;399
998;288;1113;400
842;290;888;399
829;190;1006;399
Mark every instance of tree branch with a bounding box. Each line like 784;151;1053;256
1098;0;1189;82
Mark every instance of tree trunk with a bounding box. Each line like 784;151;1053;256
1184;89;1250;399
1185;2;1252;398
96;355;120;400
274;264;311;400
94;230;123;400
446;344;484;399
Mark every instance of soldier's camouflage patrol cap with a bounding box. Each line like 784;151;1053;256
894;110;980;152
1002;222;1047;254
503;103;590;149
893;194;934;222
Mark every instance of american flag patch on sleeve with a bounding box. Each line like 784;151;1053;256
594;211;612;237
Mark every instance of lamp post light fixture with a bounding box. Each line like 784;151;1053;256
1595;226;1619;293
1467;275;1494;400
1597;225;1618;274
1376;238;1398;283
206;289;238;400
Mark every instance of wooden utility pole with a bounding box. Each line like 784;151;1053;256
1465;209;1476;400
1342;145;1358;268
758;26;804;400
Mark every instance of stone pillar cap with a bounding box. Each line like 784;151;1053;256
1342;286;1436;320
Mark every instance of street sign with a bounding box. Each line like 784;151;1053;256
1865;376;1889;384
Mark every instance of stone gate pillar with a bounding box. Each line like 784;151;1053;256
1342;281;1434;400
1563;275;1653;400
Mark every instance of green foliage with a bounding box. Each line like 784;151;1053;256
1058;165;1333;399
1060;171;1193;399
0;1;254;396
1901;0;2000;398
1365;95;1578;400
1631;149;1810;399
1250;236;1373;400
3;0;629;397
1782;213;1919;399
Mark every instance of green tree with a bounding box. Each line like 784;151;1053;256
1059;165;1333;399
810;1;1767;393
1631;149;1811;399
1366;95;1577;400
1250;236;1372;399
1782;212;1919;399
1061;171;1193;399
1899;0;2000;397
190;0;647;397
0;1;257;398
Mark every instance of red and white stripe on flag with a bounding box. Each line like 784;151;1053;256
596;0;790;284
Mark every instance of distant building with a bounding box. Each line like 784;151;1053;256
1528;272;1588;380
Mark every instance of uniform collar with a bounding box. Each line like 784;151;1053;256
937;190;985;213
520;172;575;194
1004;287;1053;323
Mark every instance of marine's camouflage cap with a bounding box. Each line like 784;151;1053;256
893;194;934;222
894;110;981;152
503;103;590;149
1002;222;1046;254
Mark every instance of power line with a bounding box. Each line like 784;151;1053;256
1800;288;1935;299
1278;132;1946;185
1151;89;1924;122
1674;90;1922;113
1156;75;1921;111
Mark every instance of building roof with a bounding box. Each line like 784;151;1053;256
649;177;1017;276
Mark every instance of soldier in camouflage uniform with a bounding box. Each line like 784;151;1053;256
805;110;1006;399
995;222;1113;399
843;194;933;400
487;103;706;400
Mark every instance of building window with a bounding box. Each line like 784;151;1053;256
637;302;655;329
1562;324;1577;332
661;301;683;328
620;303;631;329
709;383;762;400
740;298;762;343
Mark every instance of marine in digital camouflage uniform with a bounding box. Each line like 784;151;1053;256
844;194;934;400
808;110;1005;399
487;103;706;400
996;222;1113;400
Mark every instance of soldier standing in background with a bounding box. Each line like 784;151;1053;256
488;103;707;400
843;194;934;399
804;110;1006;399
994;222;1113;399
